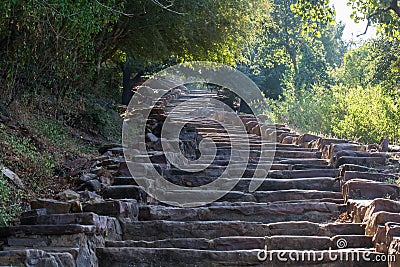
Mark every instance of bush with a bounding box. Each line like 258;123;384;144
0;172;22;226
268;85;341;136
269;84;400;144
333;85;400;143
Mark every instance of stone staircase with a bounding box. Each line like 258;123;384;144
0;88;399;266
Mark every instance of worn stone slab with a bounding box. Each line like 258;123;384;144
365;212;400;236
342;179;400;202
83;200;138;221
363;198;400;224
107;236;265;251
334;156;387;168
139;202;339;223
0;224;96;238
267;169;338;179
266;235;371;250
102;185;147;202
346;199;373;223
30;199;71;214
97;247;386;267
0;249;76;267
342;171;398;183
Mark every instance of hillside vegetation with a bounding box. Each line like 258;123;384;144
0;0;399;224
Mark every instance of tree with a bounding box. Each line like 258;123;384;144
338;37;400;95
292;0;400;39
0;1;272;106
238;0;346;100
103;0;272;104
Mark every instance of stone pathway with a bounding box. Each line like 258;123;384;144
0;88;399;266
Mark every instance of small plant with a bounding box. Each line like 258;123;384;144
0;172;22;226
386;178;399;185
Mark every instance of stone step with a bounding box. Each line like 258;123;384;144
105;234;372;251
96;247;387;267
342;179;400;202
253;190;343;203
158;190;342;204
120;221;365;241
277;158;329;166
0;224;96;238
82;200;138;220
138;202;340;223
342;171;398;183
265;235;373;250
133;177;340;192
0;249;76;267
19;212;120;228
101;185;147;202
106;236;265;250
267;169;338;179
333;156;387;168
161;168;338;180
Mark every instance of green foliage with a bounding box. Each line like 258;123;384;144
292;0;400;39
0;0;122;102
116;0;272;69
270;83;400;144
270;35;400;144
337;38;400;92
333;85;400;143
0;125;56;193
239;0;346;100
0;173;22;226
291;0;336;37
268;85;340;135
347;0;400;39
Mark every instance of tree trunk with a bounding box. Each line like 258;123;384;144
121;62;145;105
121;63;133;105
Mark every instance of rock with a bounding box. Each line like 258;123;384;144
296;134;319;145
56;190;80;201
342;171;398;183
282;136;294;144
389;237;400;267
313;138;349;151
346;199;372;223
373;225;387;252
328;143;365;160
30;199;71;214
85;179;102;191
79;190;102;202
384;223;400;254
363;198;400;224
21;208;47;218
146;132;159;142
99;176;113;186
365;211;400;236
69;200;83;213
342;179;400;202
333;150;388;161
381;138;389;152
63;158;88;171
1;166;25;189
389;145;400;152
334;156;387;168
83;200;138;221
79;173;97;183
98;144;122;155
0;249;76;267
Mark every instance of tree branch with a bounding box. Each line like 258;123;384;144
94;0;135;17
389;0;400;17
150;0;185;15
357;8;390;37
